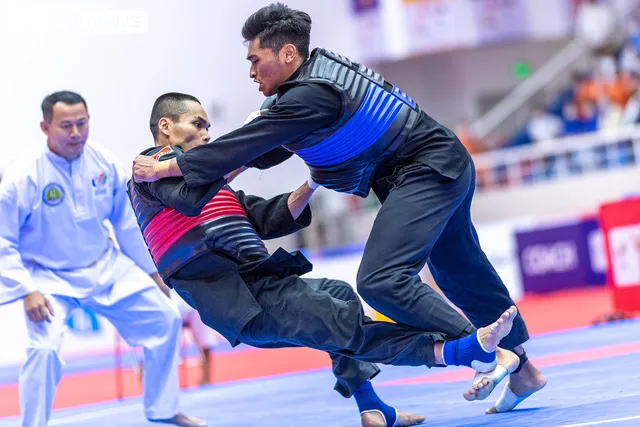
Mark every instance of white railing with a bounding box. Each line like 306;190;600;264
473;125;640;191
300;127;640;248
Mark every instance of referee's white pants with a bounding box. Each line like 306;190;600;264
19;266;182;427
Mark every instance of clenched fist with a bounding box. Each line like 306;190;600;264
133;155;160;183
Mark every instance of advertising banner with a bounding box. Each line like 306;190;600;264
600;197;640;312
516;219;606;293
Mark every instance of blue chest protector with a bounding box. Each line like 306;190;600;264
279;48;419;197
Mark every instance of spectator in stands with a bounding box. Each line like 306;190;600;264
573;71;601;112
575;68;631;111
597;96;623;129
563;102;586;135
562;101;580;134
606;70;635;108
571;71;590;97
621;72;640;124
595;71;631;129
526;106;564;142
581;101;600;133
619;20;640;74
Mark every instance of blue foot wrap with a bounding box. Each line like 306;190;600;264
354;381;397;427
443;333;497;371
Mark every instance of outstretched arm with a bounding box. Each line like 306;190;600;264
133;85;342;186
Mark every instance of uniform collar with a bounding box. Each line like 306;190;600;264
45;141;84;166
276;61;307;100
286;63;304;83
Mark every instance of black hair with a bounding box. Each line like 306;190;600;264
41;91;87;123
149;92;201;140
242;3;312;59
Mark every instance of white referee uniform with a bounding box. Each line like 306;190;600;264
0;140;183;427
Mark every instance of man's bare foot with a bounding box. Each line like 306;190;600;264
361;410;425;427
149;413;207;427
485;360;547;414
462;306;518;403
477;306;518;353
463;348;519;401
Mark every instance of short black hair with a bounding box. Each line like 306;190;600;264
41;91;87;123
242;3;312;59
149;92;201;140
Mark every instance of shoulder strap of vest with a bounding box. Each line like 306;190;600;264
297;48;391;91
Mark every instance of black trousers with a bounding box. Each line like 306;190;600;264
173;274;451;398
358;160;529;350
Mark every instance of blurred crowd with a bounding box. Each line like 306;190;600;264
455;0;640;153
527;0;640;142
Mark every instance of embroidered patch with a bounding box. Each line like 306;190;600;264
42;183;65;206
152;146;174;160
92;172;108;187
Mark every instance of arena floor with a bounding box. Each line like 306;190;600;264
0;298;637;426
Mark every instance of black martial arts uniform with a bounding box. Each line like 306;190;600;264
128;145;460;398
169;48;528;350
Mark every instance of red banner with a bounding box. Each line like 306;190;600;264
600;197;640;312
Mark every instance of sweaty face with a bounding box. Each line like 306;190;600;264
247;38;292;96
166;101;211;151
41;102;90;161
